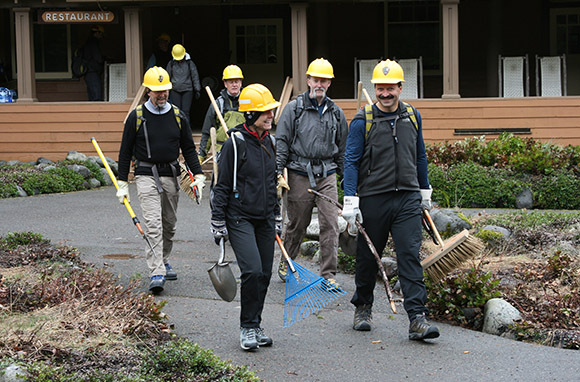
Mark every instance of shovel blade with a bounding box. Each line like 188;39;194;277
208;262;237;302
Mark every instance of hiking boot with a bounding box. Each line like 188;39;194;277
164;263;177;280
255;327;273;347
353;304;372;331
409;313;440;340
277;259;287;282
324;278;342;292
240;328;259;351
149;275;165;294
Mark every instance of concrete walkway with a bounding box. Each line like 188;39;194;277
0;187;578;381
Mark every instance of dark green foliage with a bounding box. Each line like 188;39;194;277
535;169;580;209
0;232;48;250
337;248;356;274
426;268;502;330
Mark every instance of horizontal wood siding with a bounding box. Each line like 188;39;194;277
2;97;580;162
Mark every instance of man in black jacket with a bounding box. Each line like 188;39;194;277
210;83;280;351
83;25;104;101
117;66;205;294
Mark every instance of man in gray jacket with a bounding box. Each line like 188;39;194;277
275;58;348;288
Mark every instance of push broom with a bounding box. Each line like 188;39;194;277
276;235;346;328
421;209;484;282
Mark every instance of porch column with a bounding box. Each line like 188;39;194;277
124;7;143;101
13;8;37;102
291;3;308;96
441;0;460;99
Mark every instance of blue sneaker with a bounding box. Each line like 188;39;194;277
149;275;165;294
165;263;177;280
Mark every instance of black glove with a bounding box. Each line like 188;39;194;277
275;214;283;237
195;91;201;100
210;220;228;245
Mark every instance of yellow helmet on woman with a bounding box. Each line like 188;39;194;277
143;66;172;91
238;84;280;112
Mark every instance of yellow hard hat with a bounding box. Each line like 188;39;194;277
157;33;171;43
222;65;244;80
371;59;405;84
306;58;334;79
238;84;280;112
172;44;186;61
143;66;172;91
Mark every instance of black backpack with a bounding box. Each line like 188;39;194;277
71;46;88;78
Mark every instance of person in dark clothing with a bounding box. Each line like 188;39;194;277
198;65;245;161
210;83;281;351
342;59;439;341
83;25;104;101
146;33;172;70
117;66;205;294
166;44;201;121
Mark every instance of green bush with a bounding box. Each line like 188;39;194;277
0;232;48;250
534;169;580;209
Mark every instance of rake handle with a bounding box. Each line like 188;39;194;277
276;234;296;273
307;189;397;314
205;86;229;133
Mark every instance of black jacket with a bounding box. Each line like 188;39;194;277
211;124;279;221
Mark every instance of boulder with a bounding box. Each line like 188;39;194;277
481;225;511;239
300;241;319;258
66;150;87;162
16;185;27;197
100;168;113;186
483;298;522;335
88;178;102;188
66;164;91;178
36;157;54;165
2;364;28;382
430;209;471;235
515;188;533;209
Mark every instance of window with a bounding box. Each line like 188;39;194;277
551;8;580;55
233;21;279;65
33;23;72;79
387;1;440;72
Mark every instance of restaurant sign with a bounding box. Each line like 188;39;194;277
39;10;115;24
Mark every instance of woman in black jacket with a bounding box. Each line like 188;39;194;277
210;84;281;351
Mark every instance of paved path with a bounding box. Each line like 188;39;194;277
1;187;578;381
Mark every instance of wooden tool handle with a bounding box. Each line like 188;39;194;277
423;209;445;249
362;88;374;105
124;85;146;124
356;81;363;109
205;86;229;133
210;127;218;186
276;234;296;273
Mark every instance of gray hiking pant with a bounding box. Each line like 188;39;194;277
136;175;179;277
284;171;339;279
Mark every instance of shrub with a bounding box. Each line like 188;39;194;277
534;169;580;209
0;231;48;250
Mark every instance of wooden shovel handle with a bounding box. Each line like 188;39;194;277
205;86;229;133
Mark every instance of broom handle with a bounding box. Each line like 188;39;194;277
423;209;445;249
307;189;397;314
362;88;374;105
276;234;296;273
205;86;229;133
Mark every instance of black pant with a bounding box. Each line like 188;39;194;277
170;90;193;119
350;190;428;320
85;72;102;101
227;216;275;328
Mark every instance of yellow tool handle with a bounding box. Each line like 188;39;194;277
91;137;142;232
205;86;229;133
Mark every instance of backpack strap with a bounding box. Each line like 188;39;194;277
364;104;374;140
402;101;419;131
363;102;418;140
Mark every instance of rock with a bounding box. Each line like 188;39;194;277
312;249;321;263
88;178;102;188
481;225;511;239
42;165;57;172
430;209;471;235
81;181;91;190
0;160;6;166
66;164;91;178
306;214;347;240
2;364;28;381
66;150;87;161
7;160;21;166
483;298;522;335
100;168;113;186
36;157;54;165
35;162;50;170
515;188;533;209
16;185;27;197
300;241;319;258
380;256;398;278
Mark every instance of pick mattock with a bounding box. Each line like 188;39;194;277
276;235;346;328
421;209;484;283
307;189;397;314
91;137;157;255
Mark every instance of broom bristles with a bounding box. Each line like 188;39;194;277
283;260;346;328
178;164;197;201
423;233;484;283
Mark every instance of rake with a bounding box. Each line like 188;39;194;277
276;235;346;328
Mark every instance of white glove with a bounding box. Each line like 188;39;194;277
275;214;283;236
116;180;130;204
191;174;206;200
420;186;433;210
342;196;363;236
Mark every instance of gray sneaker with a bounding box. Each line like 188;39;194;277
353;304;372;331
255;327;273;347
409;313;440;340
240;328;259;351
164;263;177;280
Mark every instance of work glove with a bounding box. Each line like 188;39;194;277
198;155;205;165
275;214;283;237
276;173;290;199
191;174;206;200
116;180;130;204
420;186;433;210
210;220;228;245
341;196;363;236
195;91;201;100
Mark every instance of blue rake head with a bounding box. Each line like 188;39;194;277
283;259;346;328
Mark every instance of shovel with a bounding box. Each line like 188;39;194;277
207;238;237;302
